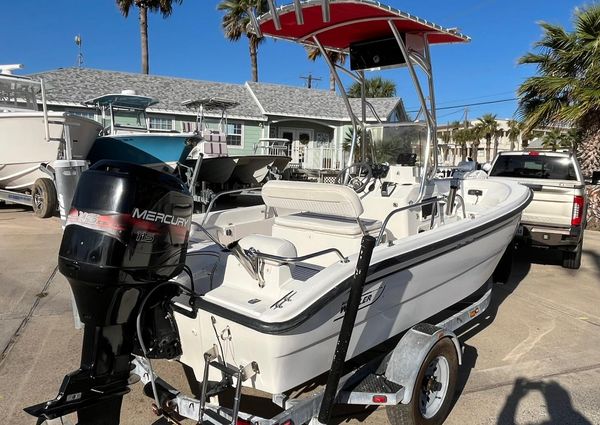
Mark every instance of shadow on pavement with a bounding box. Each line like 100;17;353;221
582;246;600;276
450;245;533;405
0;203;31;215
497;378;592;425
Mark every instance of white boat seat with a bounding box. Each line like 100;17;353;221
274;213;381;236
262;181;382;266
262;180;364;218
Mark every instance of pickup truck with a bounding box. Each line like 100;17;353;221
488;151;587;269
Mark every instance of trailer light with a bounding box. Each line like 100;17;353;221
372;395;388;403
274;421;294;425
572;196;584;226
529;151;540;156
236;419;253;425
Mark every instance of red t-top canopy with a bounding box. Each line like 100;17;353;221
257;0;469;51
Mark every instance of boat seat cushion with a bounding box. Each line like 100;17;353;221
262;180;364;218
274;212;381;236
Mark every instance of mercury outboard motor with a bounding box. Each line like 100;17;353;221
25;161;193;425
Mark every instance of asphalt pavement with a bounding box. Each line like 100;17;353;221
0;204;599;425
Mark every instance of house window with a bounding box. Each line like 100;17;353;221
226;123;243;146
148;116;173;131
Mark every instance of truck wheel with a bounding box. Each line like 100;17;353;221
32;178;57;218
386;338;458;425
562;240;583;270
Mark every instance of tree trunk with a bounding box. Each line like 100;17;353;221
249;37;258;82
485;137;491;162
329;71;336;92
493;138;499;159
577;120;600;178
140;6;149;74
472;142;479;162
461;145;466;162
577;119;600;229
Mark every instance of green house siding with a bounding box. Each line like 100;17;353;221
238;123;263;155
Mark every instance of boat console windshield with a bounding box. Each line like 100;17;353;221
0;74;39;112
84;92;159;135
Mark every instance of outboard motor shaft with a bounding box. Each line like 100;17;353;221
24;161;193;424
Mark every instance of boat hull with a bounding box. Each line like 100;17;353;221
228;155;291;185
0;112;101;190
87;133;197;172
177;213;519;394
192;157;239;184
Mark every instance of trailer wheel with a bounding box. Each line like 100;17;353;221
32;178;57;218
386;338;458;425
562;240;583;270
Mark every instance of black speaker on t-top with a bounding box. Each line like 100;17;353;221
350;35;407;71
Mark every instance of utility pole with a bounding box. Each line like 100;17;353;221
300;73;322;89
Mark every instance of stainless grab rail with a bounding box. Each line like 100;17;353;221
454;194;467;219
252;247;349;265
200;187;262;226
376;196;441;245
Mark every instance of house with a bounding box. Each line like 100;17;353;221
31;68;407;171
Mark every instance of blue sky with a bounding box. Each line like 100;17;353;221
0;1;585;121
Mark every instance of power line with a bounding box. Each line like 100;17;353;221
407;97;517;113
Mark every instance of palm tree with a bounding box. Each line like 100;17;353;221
470;126;483;163
453;127;470;162
506;119;521;151
542;129;564;151
447;120;462;162
517;4;600;227
116;0;183;74
347;76;396;98
476;113;499;162
306;47;346;92
218;0;267;82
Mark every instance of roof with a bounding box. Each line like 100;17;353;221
31;68;264;120
257;0;470;51
30;67;404;123
246;81;401;121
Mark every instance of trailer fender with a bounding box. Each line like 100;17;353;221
384;323;461;405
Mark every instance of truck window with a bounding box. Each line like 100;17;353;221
490;155;577;180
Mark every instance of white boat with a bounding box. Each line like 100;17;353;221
0;65;101;190
24;3;533;424
172;0;532;396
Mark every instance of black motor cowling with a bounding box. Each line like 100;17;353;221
25;161;193;424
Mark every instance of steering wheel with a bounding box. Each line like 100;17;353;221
335;162;373;193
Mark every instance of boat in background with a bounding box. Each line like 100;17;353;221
184;98;291;187
0;64;101;191
85;91;200;173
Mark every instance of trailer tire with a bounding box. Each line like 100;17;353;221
386;338;458;425
32;178;57;218
562;240;582;270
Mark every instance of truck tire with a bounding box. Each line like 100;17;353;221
32;178;57;218
562;240;583;270
386;338;458;425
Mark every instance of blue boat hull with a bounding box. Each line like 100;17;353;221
87;134;196;171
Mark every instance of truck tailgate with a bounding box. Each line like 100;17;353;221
517;179;579;227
